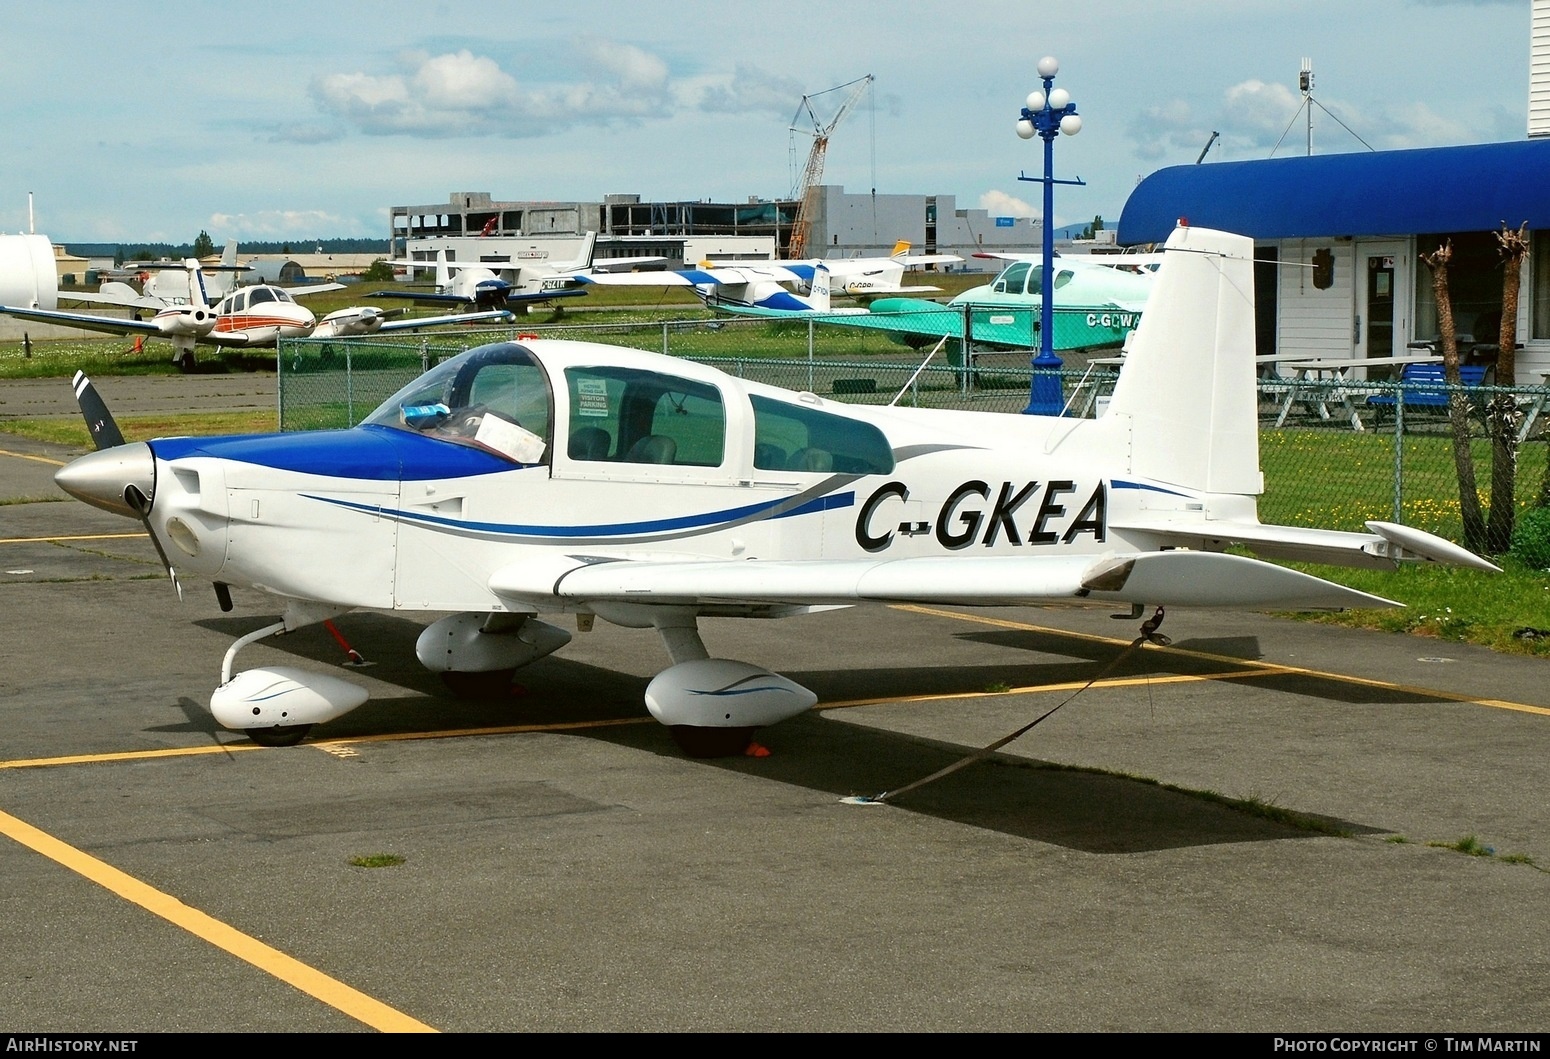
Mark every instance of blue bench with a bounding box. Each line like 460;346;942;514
1366;363;1488;426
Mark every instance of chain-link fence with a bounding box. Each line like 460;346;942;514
277;319;1550;542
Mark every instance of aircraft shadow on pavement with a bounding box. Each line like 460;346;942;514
177;612;1379;852
590;709;1375;853
955;628;1459;708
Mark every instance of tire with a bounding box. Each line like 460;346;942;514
247;724;312;747
439;669;518;699
668;725;758;759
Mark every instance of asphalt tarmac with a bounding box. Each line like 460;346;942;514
2;415;1548;1034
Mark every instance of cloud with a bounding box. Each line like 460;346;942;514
311;42;806;140
693;63;806;118
208;209;357;240
311;49;529;137
1125;98;1209;162
1127;75;1498;166
980;190;1036;219
267;122;345;145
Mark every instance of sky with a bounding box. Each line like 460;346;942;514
0;0;1531;245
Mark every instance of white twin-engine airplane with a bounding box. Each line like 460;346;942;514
372;232;664;312
0;259;514;369
54;225;1495;756
576;241;963;314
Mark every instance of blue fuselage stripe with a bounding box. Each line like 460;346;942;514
307;489;855;539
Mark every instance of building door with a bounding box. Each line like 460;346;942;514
1355;240;1409;371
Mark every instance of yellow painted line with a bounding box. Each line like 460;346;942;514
1;743;260;770
820;668;1278;711
0;448;67;467
1;532;147;544
0;716;656;770
312;715;657;748
0;806;436;1032
890;604;1550;717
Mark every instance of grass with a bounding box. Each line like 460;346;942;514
1282;556;1550;657
1;411;278;447
348;853;406;868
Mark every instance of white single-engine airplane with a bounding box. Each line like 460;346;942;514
2;259;513;370
577;241;962;314
54;225;1496;756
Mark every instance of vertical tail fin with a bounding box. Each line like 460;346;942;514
1102;224;1261;496
434;249;451;292
810;263;832;311
890;240;911;259
184;259;211;310
565;231;598;272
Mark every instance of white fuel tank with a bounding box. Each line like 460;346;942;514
0;235;58;310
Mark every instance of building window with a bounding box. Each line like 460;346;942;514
1533;230;1550;341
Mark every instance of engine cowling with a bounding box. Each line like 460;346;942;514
320;306;384;336
414;613;572;673
644;659;816;729
154;306;215;337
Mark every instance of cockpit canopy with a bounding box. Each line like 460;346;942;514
367;342;552;464
221;285;297;313
366;340;895;475
991;261;1076;296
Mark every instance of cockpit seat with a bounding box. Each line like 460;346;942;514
625;434;678;464
786;447;832;472
568;426;611;460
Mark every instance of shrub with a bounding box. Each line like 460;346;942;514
1510;505;1550;569
361;259;395;282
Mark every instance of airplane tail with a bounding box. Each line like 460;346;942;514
890;240;911;259
561;231;598;273
1101;224;1261;496
434;249;451;292
185;259;211;311
810;264;832;311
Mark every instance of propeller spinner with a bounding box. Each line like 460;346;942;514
57;373;181;598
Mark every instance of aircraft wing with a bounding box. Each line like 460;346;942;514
973;251;1166;267
66;283;167;312
0;304;165;338
579;265;809;288
581;256;669;273
488;549;1402;613
284;283;347;297
367;288;587;307
375;309;516;332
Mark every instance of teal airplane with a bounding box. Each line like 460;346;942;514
797;254;1157;354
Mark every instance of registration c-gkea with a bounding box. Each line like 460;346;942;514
54;224;1498;756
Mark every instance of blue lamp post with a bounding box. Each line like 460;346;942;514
1015;56;1084;415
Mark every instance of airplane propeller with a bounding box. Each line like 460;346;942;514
71;370;126;450
63;371;181;599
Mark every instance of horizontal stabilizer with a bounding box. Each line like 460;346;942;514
1113;516;1500;572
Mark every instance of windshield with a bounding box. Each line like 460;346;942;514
365;342;553;465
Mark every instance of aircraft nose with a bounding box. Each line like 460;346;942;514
54;442;155;518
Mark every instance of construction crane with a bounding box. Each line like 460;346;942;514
785;74;873;260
